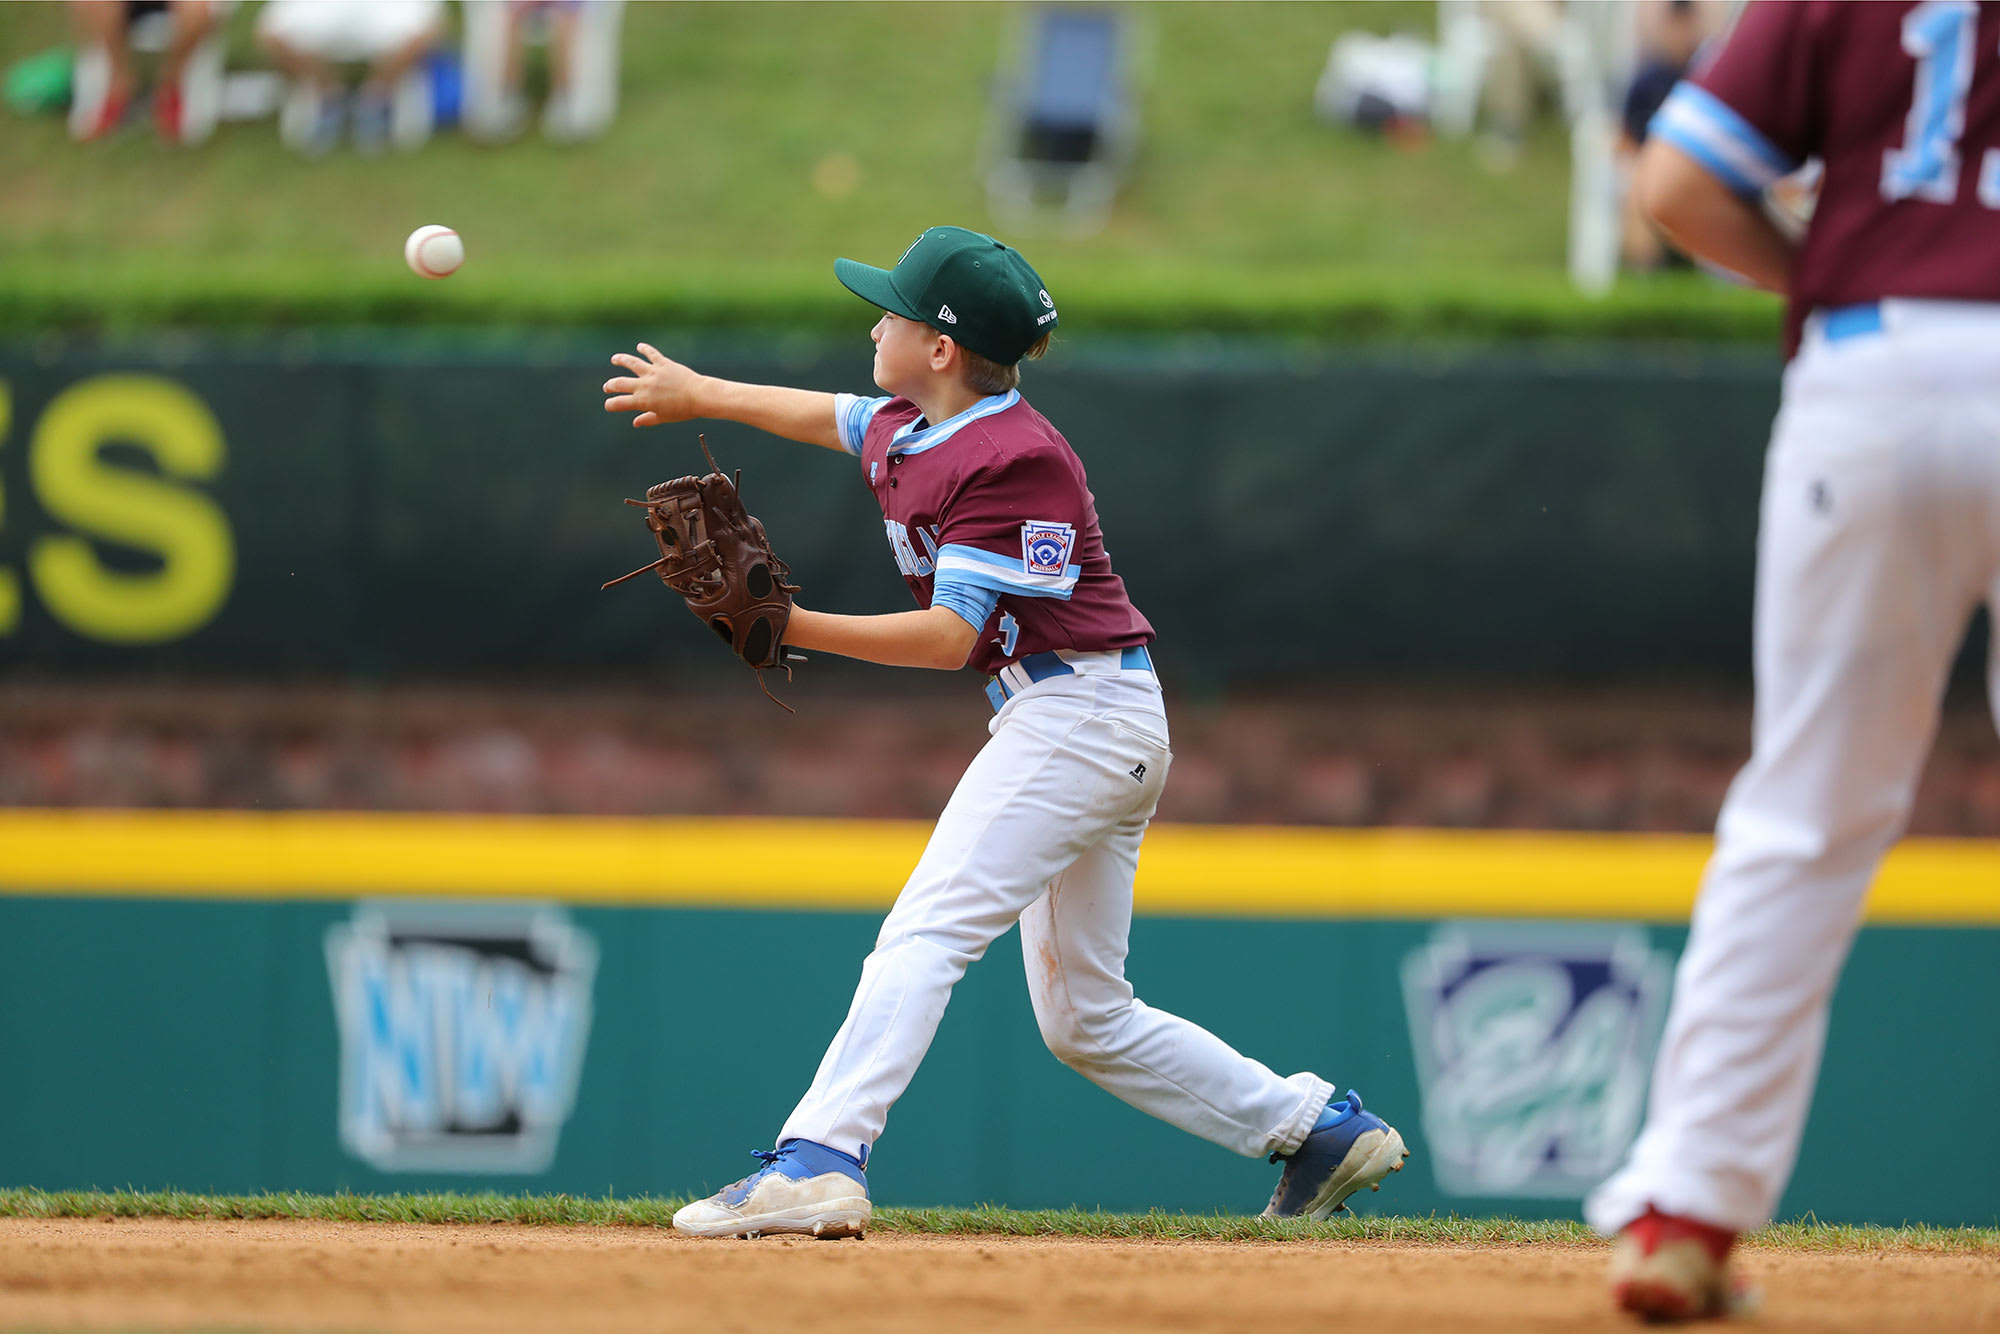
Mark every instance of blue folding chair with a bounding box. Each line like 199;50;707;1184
986;5;1140;235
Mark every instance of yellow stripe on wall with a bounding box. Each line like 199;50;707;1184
0;809;1993;924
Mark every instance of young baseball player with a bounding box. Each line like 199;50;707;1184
603;226;1406;1238
1587;2;2000;1321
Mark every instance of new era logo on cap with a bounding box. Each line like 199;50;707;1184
938;305;958;325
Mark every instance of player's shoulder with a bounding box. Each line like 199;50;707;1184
1700;0;1876;74
958;394;1077;473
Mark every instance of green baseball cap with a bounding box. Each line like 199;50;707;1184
835;226;1058;365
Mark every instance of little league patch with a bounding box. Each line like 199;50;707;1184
1021;521;1076;577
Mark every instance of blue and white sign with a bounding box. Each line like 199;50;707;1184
325;901;598;1174
1401;922;1673;1198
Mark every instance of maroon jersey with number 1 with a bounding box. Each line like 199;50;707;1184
1651;0;2000;353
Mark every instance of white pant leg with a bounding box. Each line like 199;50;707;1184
782;677;1182;1158
1588;328;2000;1236
1020;809;1332;1159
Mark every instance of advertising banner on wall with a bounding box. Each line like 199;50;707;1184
325;901;598;1174
2;813;1994;1224
1401;922;1672;1199
0;337;1782;686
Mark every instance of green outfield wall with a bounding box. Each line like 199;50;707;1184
0;335;1786;688
2;812;1995;1226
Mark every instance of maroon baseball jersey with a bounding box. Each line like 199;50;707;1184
834;389;1153;677
1652;0;2000;353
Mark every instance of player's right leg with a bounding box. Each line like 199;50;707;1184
1588;326;2000;1319
1019;816;1405;1216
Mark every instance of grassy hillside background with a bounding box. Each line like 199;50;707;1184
0;1;1776;338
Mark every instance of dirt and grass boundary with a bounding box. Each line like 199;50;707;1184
5;1189;1994;1252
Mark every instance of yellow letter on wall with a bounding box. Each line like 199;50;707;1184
29;375;235;644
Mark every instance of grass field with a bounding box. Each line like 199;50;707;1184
0;1;1778;338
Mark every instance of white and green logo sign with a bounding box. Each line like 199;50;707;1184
326;902;598;1174
1401;922;1672;1199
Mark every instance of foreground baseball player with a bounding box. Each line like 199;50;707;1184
1587;2;2000;1321
603;226;1406;1237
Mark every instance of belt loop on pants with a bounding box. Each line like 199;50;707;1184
985;644;1155;712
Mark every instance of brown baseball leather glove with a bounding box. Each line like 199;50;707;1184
604;436;803;709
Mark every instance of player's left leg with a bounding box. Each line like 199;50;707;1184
1020;815;1407;1215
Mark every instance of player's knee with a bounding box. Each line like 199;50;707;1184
1034;1000;1125;1070
871;924;978;964
1035;1008;1092;1067
860;930;979;994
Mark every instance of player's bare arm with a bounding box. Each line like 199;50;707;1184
784;604;977;671
1634;139;1795;295
603;342;843;450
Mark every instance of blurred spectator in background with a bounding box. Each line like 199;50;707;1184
1313;30;1433;147
257;0;443;156
1617;0;1724;271
1473;0;1567;170
461;0;623;144
68;0;220;143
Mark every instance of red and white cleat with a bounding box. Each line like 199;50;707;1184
73;89;130;142
1609;1207;1760;1323
153;84;184;144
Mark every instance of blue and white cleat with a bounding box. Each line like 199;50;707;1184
1262;1089;1408;1219
672;1138;872;1240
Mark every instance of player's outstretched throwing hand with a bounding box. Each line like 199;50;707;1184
600;343;846;451
603;342;702;428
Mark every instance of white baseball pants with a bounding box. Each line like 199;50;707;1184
781;671;1334;1162
1588;301;2000;1235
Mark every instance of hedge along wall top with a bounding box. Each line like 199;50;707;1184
0;333;1785;690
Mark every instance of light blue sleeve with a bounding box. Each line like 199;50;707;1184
930;570;1002;631
834;393;893;457
933;542;1079;600
1648;83;1799;197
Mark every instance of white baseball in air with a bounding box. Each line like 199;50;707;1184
404;225;464;279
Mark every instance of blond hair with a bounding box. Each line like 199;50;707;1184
932;330;1053;395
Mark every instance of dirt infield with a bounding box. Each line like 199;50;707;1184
2;1218;1996;1333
